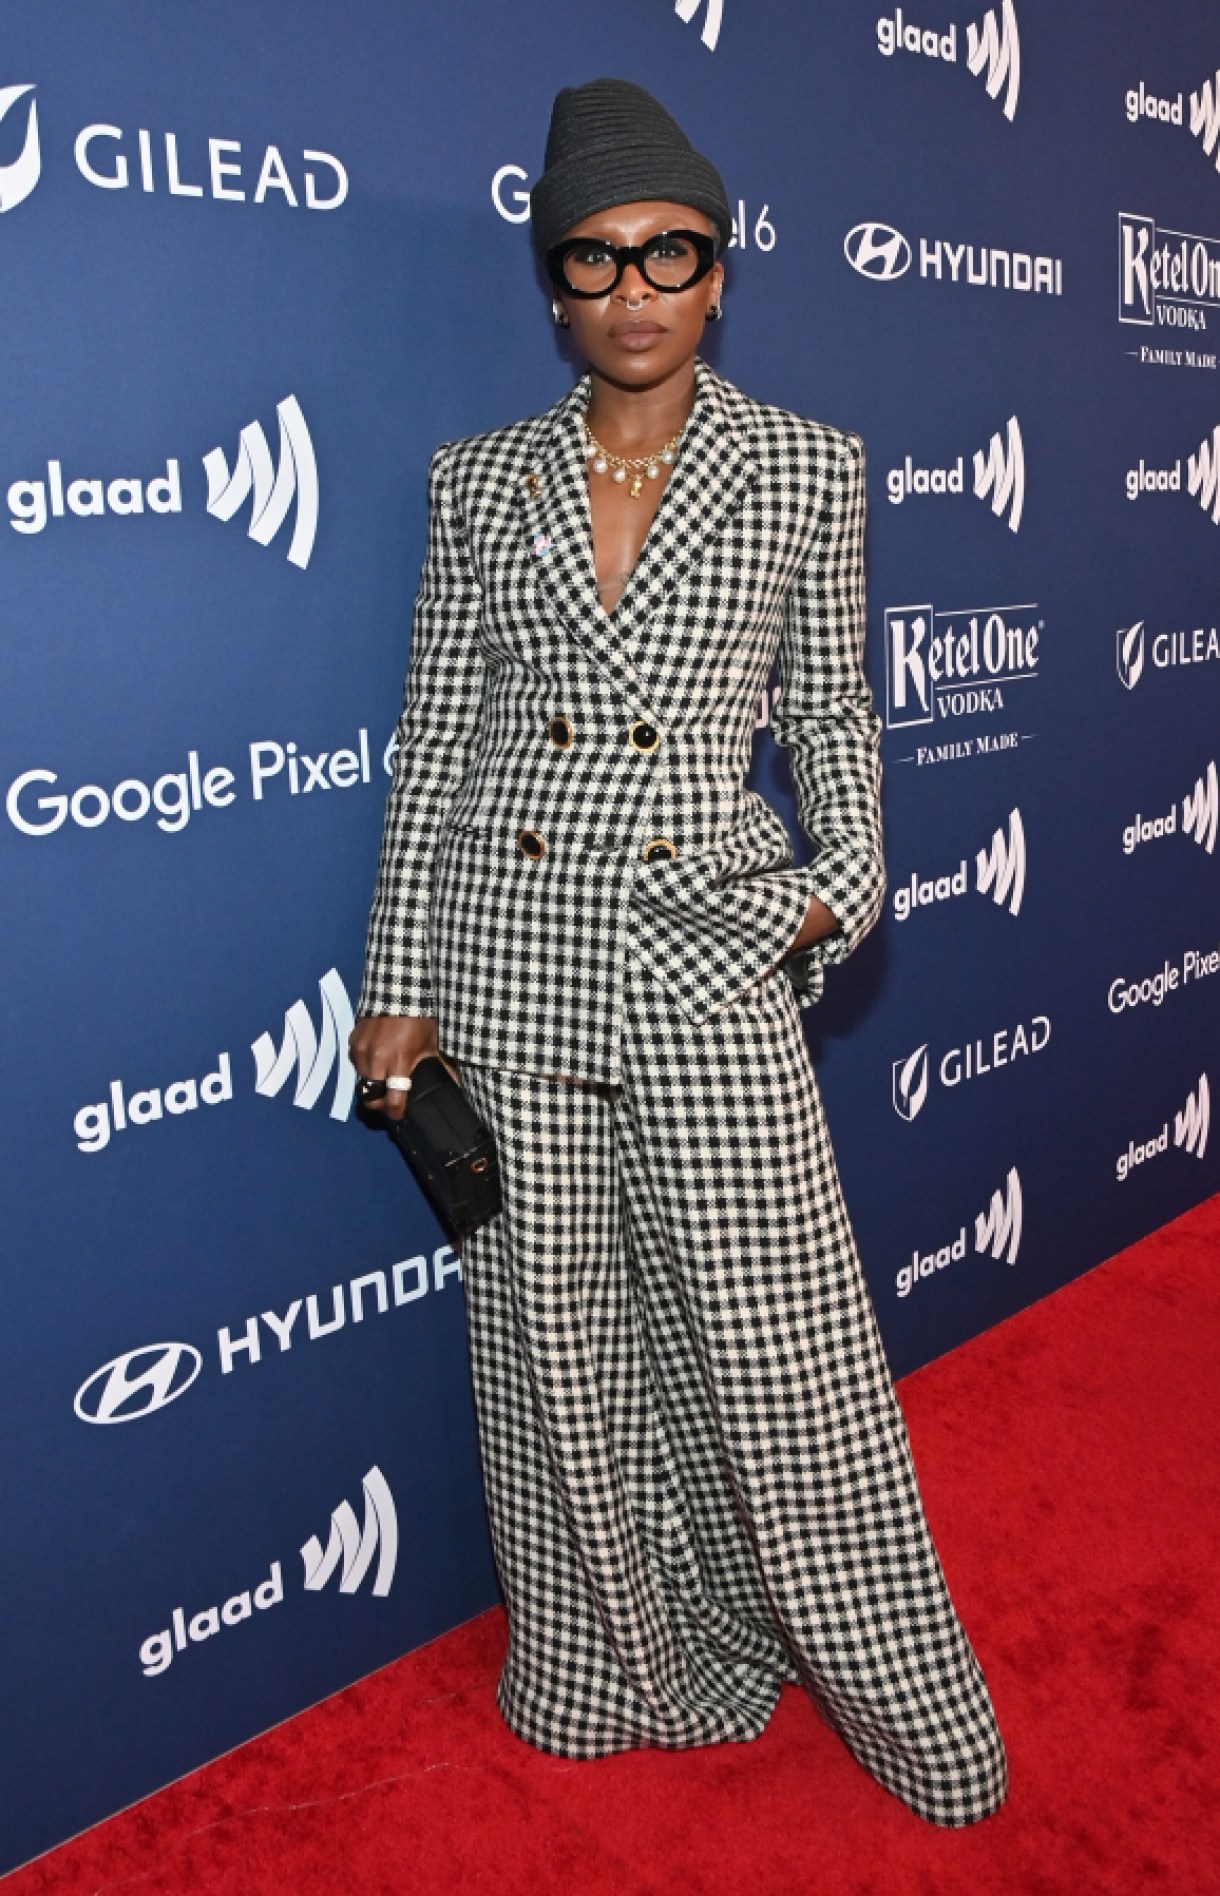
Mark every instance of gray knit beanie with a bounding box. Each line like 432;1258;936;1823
531;78;732;258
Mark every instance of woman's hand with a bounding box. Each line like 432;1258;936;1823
348;1015;441;1122
789;894;842;954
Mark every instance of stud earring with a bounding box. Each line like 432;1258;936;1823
552;302;570;328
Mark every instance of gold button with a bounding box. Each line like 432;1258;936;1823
642;838;676;863
629;719;661;753
548;715;574;750
518;829;546;859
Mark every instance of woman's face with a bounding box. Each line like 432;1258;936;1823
550;199;724;387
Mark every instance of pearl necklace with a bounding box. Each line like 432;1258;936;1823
584;421;681;500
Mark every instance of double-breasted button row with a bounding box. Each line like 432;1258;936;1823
543;717;662;754
516;829;677;864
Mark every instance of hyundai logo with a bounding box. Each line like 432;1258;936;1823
74;1342;203;1424
844;221;912;282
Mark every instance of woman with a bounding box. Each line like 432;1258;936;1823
351;78;1007;1828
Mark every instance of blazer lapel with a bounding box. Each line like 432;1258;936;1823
514;358;758;713
609;359;759;650
516;376;653;711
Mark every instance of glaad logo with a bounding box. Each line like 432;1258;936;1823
252;967;355;1121
74;1055;232;1154
1117;1074;1209;1181
204;395;317;569
137;1466;394;1678
1126;71;1220;178
876;3;1021;121
6;394;318;566
887;415;1024;531
846;220;1061;296
674;0;723;52
973;416;1025;530
0;83;40;212
1191;70;1220;172
1175;1075;1211;1159
897;1166;1022;1295
1189;426;1220;526
1184;763;1220;852
1115;618;1220;688
893;807;1025;919
74;1342;203;1424
976;808;1027;911
301;1466;398;1597
976;1166;1024;1263
1126;426;1220;525
1122;761;1218;856
892;1014;1051;1121
965;2;1021;121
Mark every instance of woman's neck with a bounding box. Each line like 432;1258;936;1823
584;360;698;455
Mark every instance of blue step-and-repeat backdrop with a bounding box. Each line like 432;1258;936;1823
3;0;1218;1872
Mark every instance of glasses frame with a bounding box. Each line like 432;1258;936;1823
545;228;719;299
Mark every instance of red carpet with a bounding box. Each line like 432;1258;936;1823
9;1196;1218;1895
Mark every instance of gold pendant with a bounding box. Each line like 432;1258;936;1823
629;475;644;499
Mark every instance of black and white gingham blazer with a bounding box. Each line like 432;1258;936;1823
359;356;885;1084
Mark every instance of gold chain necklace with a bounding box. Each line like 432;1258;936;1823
584;421;681;500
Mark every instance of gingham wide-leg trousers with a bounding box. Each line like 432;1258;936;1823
459;959;1008;1827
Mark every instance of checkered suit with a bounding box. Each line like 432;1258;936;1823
358;359;1007;1824
359;357;884;1083
459;961;1008;1827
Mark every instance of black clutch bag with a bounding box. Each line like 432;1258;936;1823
362;1059;502;1238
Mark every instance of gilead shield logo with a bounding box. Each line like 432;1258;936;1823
0;83;40;212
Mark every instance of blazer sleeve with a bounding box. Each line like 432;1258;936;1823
771;428;885;1000
357;445;486;1018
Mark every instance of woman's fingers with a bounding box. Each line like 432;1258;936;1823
348;1014;440;1119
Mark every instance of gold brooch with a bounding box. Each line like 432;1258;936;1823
522;472;541;497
